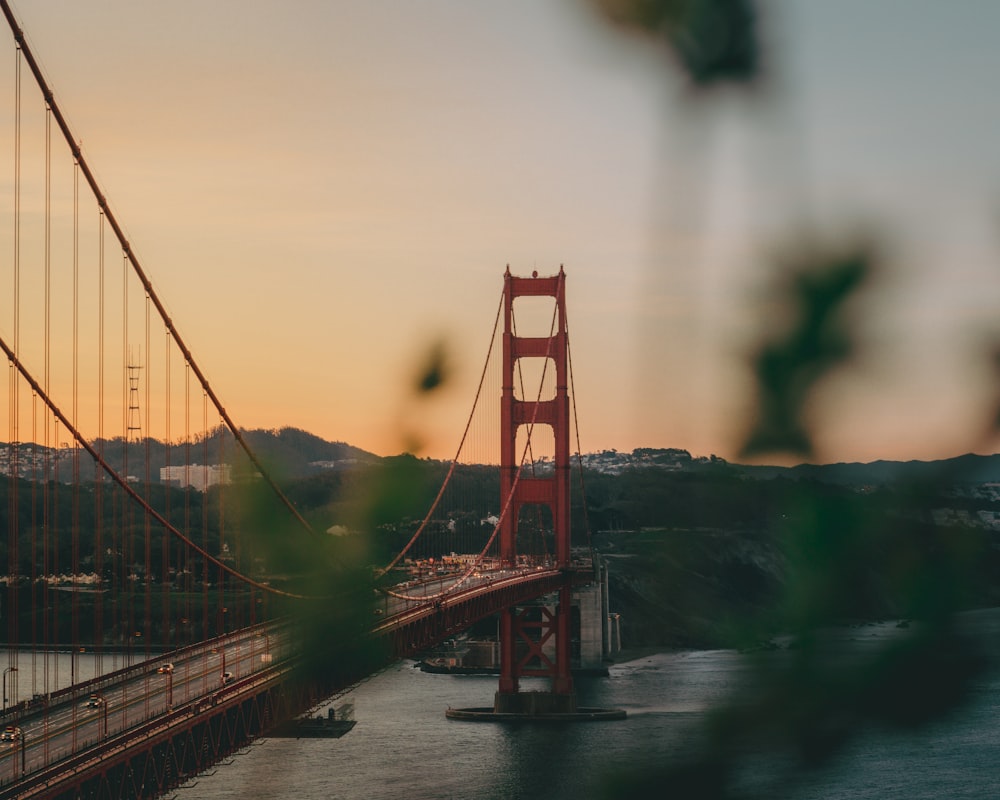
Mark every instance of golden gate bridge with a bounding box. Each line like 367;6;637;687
0;4;619;798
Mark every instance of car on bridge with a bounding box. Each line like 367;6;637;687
1;725;21;742
221;671;234;685
156;662;174;674
85;694;105;708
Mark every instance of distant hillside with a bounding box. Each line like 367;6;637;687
572;447;1000;487
231;427;379;479
0;427;380;483
5;432;1000;489
734;453;1000;486
4;431;1000;651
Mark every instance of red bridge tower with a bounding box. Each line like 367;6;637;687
496;266;575;712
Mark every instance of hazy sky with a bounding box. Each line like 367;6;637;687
4;1;1000;465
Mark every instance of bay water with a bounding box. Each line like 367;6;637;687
5;610;1000;799
173;613;1000;800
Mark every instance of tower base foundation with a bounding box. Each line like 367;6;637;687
445;691;626;722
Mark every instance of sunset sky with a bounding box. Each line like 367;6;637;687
4;1;1000;466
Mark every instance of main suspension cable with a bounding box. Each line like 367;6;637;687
385;294;560;603
379;291;505;576
566;319;595;557
0;0;316;539
0;330;314;600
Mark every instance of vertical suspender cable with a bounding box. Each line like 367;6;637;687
201;391;208;656
144;295;152;658
1;0;315;538
184;362;191;644
30;395;37;695
122;251;132;661
97;210;107;673
7;39;21;704
380;293;504;575
566;329;594;555
144;303;152;719
72;147;81;697
217;421;229;634
43;101;52;695
163;327;171;648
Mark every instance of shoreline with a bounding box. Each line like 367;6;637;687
608;645;674;665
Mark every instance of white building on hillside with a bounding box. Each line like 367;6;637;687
160;463;231;491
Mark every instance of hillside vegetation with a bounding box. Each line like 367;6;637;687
5;433;1000;650
272;445;1000;649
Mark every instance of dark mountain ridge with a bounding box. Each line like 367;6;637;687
0;426;380;483
3;431;1000;651
734;452;1000;486
5;428;1000;488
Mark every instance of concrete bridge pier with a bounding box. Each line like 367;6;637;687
445;567;626;724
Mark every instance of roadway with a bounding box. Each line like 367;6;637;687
377;564;560;616
0;625;285;785
0;562;592;789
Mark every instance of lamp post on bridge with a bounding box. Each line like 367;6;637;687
70;646;85;688
2;666;17;712
87;692;108;739
126;630;141;667
95;694;108;739
210;647;226;682
252;629;272;664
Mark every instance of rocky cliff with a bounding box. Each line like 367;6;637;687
595;520;1000;650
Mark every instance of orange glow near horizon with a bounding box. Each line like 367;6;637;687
1;3;1000;469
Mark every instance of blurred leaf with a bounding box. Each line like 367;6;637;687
741;246;871;459
414;339;450;395
354;454;434;531
594;0;761;86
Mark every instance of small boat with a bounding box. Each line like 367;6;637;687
267;703;356;739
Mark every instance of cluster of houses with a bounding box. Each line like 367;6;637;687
0;442;232;492
531;447;719;475
0;441;77;480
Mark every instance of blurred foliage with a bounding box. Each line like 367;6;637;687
277;335;458;689
590;277;994;800
6;2;995;792
198;0;1000;792
353;454;436;532
740;247;870;459
595;0;761;87
414;338;451;394
588;0;999;797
